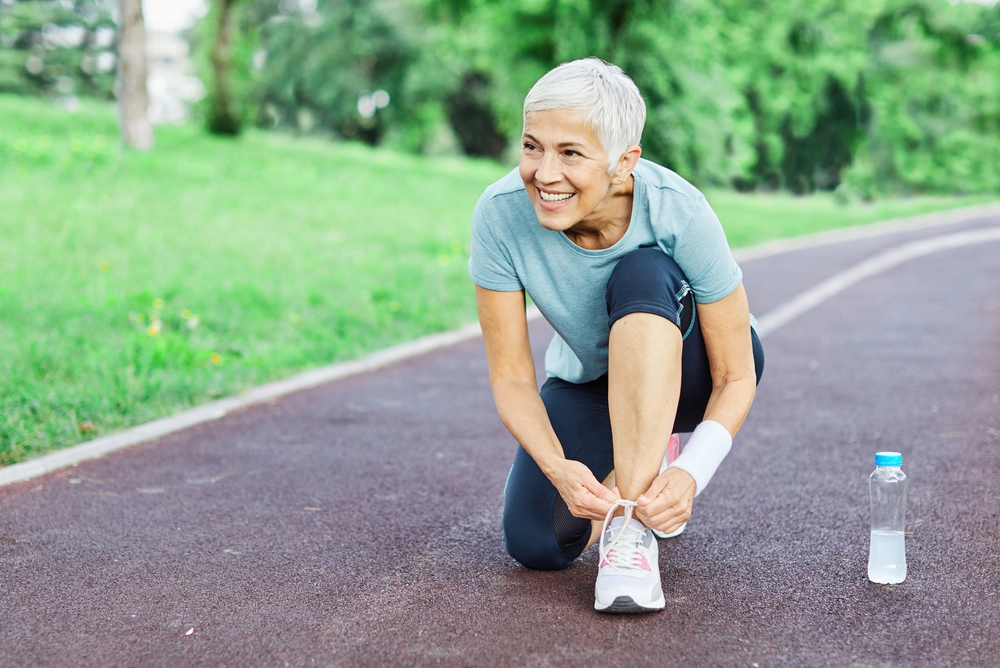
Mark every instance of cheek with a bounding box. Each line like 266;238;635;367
518;161;531;181
574;181;598;204
518;161;536;192
579;172;610;202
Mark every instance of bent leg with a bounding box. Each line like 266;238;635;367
608;314;681;499
605;248;688;500
605;248;766;501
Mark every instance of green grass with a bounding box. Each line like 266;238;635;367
0;94;994;465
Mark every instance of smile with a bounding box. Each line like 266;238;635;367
539;190;574;203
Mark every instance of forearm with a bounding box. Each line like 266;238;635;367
701;375;756;438
667;376;755;496
491;378;566;476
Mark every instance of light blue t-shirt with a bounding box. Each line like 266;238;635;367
468;159;743;384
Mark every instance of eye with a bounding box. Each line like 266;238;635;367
563;149;581;158
522;141;539;151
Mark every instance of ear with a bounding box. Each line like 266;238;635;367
612;144;642;183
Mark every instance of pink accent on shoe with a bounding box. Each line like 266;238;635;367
601;550;651;571
668;433;681;464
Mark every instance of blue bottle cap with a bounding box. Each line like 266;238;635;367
875;451;902;467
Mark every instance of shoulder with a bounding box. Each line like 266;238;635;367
474;168;533;232
479;168;529;206
633;159;709;218
632;160;715;231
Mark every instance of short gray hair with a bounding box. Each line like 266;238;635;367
523;58;646;175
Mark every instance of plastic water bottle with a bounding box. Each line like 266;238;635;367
868;451;907;584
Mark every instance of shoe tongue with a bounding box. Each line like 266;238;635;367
607;515;644;533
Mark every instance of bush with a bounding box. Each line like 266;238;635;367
189;0;1000;194
0;0;117;100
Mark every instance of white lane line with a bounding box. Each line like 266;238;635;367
1;203;997;488
733;202;1000;264
755;227;1000;339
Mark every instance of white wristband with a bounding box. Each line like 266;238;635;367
667;420;732;496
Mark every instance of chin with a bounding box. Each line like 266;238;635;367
536;210;577;232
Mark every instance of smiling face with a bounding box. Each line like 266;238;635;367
519;109;631;234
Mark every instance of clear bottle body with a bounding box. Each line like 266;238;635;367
868;464;907;583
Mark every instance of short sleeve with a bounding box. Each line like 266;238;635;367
467;193;523;292
671;197;742;303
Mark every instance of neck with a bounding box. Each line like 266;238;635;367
565;175;635;250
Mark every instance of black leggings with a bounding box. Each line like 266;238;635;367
502;248;764;570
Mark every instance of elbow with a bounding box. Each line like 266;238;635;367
488;374;539;412
712;369;758;405
489;372;538;393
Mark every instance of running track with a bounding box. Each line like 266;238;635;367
2;209;999;666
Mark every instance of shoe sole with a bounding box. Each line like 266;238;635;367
595;595;665;614
652;522;687;539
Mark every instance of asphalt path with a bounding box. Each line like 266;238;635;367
2;212;999;667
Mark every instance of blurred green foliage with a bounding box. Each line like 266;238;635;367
2;0;998;195
193;0;435;146
424;0;1000;194
0;0;117;99
221;0;999;195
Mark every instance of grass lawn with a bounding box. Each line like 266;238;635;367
1;94;994;465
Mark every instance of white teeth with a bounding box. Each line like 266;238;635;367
539;191;573;202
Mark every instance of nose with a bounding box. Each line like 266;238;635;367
535;150;562;185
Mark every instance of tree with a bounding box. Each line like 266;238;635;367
208;0;242;135
118;0;153;150
245;0;414;146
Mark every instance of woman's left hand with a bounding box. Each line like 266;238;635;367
634;468;696;535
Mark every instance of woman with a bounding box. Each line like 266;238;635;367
469;58;764;613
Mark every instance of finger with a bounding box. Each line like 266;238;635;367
568;483;615;519
636;472;671;506
640;467;696;508
582;476;616;503
639;493;675;521
569;497;613;522
584;493;615;519
639;497;691;533
564;460;616;503
643;498;687;523
636;496;672;524
636;484;683;518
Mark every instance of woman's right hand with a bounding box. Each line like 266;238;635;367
476;287;615;520
546;458;619;521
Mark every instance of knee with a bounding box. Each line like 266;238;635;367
502;507;575;571
606;248;690;330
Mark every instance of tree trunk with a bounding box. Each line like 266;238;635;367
208;0;241;135
119;0;154;151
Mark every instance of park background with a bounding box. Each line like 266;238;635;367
1;0;999;466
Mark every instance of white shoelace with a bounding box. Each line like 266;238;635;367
598;498;645;572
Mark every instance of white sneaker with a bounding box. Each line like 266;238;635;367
594;500;665;613
652;433;687;539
